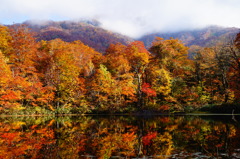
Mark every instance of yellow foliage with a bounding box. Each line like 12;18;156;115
11;121;26;130
152;68;172;96
0;51;12;86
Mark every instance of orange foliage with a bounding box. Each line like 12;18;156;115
0;24;239;114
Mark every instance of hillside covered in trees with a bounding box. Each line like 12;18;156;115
139;26;239;48
20;20;133;53
0;24;240;115
9;21;239;54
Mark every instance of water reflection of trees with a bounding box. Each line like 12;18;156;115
0;116;240;158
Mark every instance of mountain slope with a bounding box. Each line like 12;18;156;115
9;21;240;52
22;20;133;53
138;26;240;48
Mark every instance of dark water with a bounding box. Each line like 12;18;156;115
1;115;240;159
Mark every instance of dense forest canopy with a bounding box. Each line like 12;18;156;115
0;24;240;114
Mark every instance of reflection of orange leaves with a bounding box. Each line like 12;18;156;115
142;132;157;146
36;128;47;134
78;138;87;152
1;132;19;144
216;143;224;148
159;117;170;123
12;144;29;157
99;128;108;135
31;125;38;129
126;125;138;132
36;128;54;138
205;135;218;140
192;129;200;135
92;139;98;147
11;121;26;130
48;105;55;111
123;132;136;142
47;119;55;127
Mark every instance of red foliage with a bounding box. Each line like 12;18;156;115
142;83;157;97
142;132;157;146
1;132;19;145
129;41;149;54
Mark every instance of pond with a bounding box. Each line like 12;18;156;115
1;114;240;158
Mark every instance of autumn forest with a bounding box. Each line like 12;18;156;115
0;24;240;115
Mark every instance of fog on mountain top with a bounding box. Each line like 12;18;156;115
1;0;240;38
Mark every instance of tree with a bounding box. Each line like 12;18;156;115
125;41;150;108
149;37;191;77
0;51;15;112
38;39;81;111
0;26;12;55
37;39;102;113
193;48;219;105
0;51;12;87
8;25;38;77
90;64;115;110
145;64;173;110
149;37;194;111
103;43;136;110
222;34;240;102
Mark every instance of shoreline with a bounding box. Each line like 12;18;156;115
1;112;240;117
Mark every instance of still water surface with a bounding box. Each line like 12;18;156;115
1;115;240;158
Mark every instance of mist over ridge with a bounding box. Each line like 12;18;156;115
1;0;240;38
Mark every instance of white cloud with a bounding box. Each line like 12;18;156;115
1;0;240;37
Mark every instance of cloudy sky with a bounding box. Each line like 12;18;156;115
1;0;240;38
